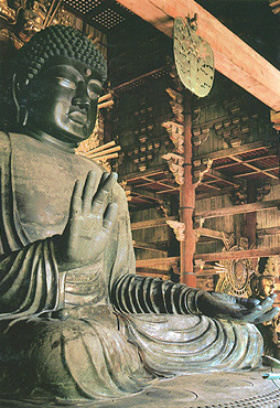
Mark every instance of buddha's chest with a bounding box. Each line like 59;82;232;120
11;134;103;241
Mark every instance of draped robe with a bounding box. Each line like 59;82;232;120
0;131;263;400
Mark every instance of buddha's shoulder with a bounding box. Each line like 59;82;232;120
0;131;34;153
0;130;12;152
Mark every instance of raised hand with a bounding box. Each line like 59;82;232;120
56;170;118;270
196;290;279;324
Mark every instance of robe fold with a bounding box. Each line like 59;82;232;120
0;131;263;400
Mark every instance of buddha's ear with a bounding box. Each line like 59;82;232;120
12;73;21;123
12;73;29;126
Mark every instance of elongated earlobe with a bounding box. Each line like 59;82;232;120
12;73;21;124
12;73;29;127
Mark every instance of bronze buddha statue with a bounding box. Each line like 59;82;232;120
0;25;278;401
249;258;279;360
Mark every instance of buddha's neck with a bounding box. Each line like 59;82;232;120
25;127;78;153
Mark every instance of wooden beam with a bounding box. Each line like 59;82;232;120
195;199;280;220
112;67;166;92
214;151;278;171
136;257;180;268
136;249;280;271
137;267;169;275
197;183;221;191
133;240;168;252
135;248;280;270
271;109;280;130
116;0;280;110
234;167;279;179
195;227;230;241
194;141;270;162
196;186;235;201
131;188;161;202
204;169;240;187
195;247;280;262
257;226;280;237
131;216;177;230
229;155;279;181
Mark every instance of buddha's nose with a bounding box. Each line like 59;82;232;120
72;82;90;109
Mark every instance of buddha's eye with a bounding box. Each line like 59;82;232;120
87;80;102;100
54;76;76;89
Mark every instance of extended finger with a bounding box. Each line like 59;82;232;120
236;299;278;322
69;180;83;218
92;172;118;214
103;203;118;232
236;297;260;309
259;296;277;314
253;307;280;324
82;171;97;213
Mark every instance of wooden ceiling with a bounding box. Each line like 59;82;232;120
63;0;135;32
63;0;280;107
63;0;279;210
120;140;279;209
115;0;280;110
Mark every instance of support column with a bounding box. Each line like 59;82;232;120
246;180;258;270
180;91;196;287
246;180;257;248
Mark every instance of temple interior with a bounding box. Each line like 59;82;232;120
1;0;280;348
0;1;280;406
55;0;280;303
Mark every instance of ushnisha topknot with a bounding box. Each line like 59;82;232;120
16;25;107;85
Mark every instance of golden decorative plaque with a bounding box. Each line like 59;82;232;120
173;17;215;97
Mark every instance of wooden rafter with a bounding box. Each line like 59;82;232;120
204;169;240;187
229;155;279;180
195;199;280;220
133;240;168;251
195;141;271;162
194;141;279;186
214;151;278;171
156;186;180;194
131;188;161;203
136;268;170;279
196;226;280;240
136;257;180;268
234;166;279;179
258;226;280;236
116;0;280;110
195;227;230;241
136;247;280;270
195;247;280;261
131;216;177;230
198;183;221;192
140;176;177;191
121;166;169;181
195;186;237;200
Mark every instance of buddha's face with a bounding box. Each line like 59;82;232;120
258;277;275;299
21;57;103;145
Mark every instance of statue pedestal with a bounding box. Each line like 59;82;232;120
1;369;280;408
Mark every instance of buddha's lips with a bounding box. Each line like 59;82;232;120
68;110;88;124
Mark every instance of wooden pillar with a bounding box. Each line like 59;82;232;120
246;180;257;248
180;91;196;287
246;180;259;270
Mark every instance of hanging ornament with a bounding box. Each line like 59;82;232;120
173;15;215;97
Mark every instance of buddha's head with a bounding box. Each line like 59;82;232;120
250;257;277;300
13;25;107;147
257;276;276;299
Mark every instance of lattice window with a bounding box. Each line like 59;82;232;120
94;8;125;30
65;0;102;14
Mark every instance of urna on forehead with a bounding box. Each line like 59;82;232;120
16;25;107;85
